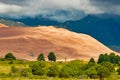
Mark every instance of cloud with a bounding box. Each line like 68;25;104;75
91;0;120;5
90;0;120;14
0;0;120;22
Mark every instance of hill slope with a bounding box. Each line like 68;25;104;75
0;26;118;61
0;23;8;28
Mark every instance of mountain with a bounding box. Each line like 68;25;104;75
11;17;60;26
62;15;120;45
0;26;118;61
61;14;120;52
0;18;25;26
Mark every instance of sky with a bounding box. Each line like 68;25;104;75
0;0;120;22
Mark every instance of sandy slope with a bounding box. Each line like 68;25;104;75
0;26;118;61
0;23;8;28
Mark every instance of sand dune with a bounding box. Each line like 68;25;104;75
0;23;8;28
0;26;118;61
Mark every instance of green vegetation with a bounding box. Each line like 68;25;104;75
48;52;56;62
88;57;95;63
0;52;119;80
30;61;47;76
37;53;45;61
98;53;120;64
117;66;120;75
5;53;16;60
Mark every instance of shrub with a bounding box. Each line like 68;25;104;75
59;60;84;78
10;65;20;76
0;58;6;61
117;67;120;75
59;66;70;78
11;66;18;73
30;61;47;76
21;68;32;77
47;64;59;77
9;60;14;64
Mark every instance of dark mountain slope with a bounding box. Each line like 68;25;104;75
0;18;25;26
11;17;60;26
62;15;120;46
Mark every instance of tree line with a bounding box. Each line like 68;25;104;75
4;52;120;64
3;52;120;80
5;52;56;62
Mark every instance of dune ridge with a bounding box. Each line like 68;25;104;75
0;26;118;61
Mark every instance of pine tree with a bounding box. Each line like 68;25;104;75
89;57;95;63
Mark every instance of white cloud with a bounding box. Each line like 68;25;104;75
0;0;120;21
0;3;22;13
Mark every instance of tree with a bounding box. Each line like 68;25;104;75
96;65;111;80
48;52;56;62
85;67;97;79
116;55;120;64
109;53;120;64
37;53;45;61
98;53;110;64
109;53;116;64
47;64;59;77
100;62;115;72
5;53;16;60
89;57;95;63
83;62;97;70
117;67;120;75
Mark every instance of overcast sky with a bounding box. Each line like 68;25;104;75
0;0;120;22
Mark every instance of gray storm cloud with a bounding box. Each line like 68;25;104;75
0;0;120;22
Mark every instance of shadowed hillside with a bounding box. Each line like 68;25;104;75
0;18;25;26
